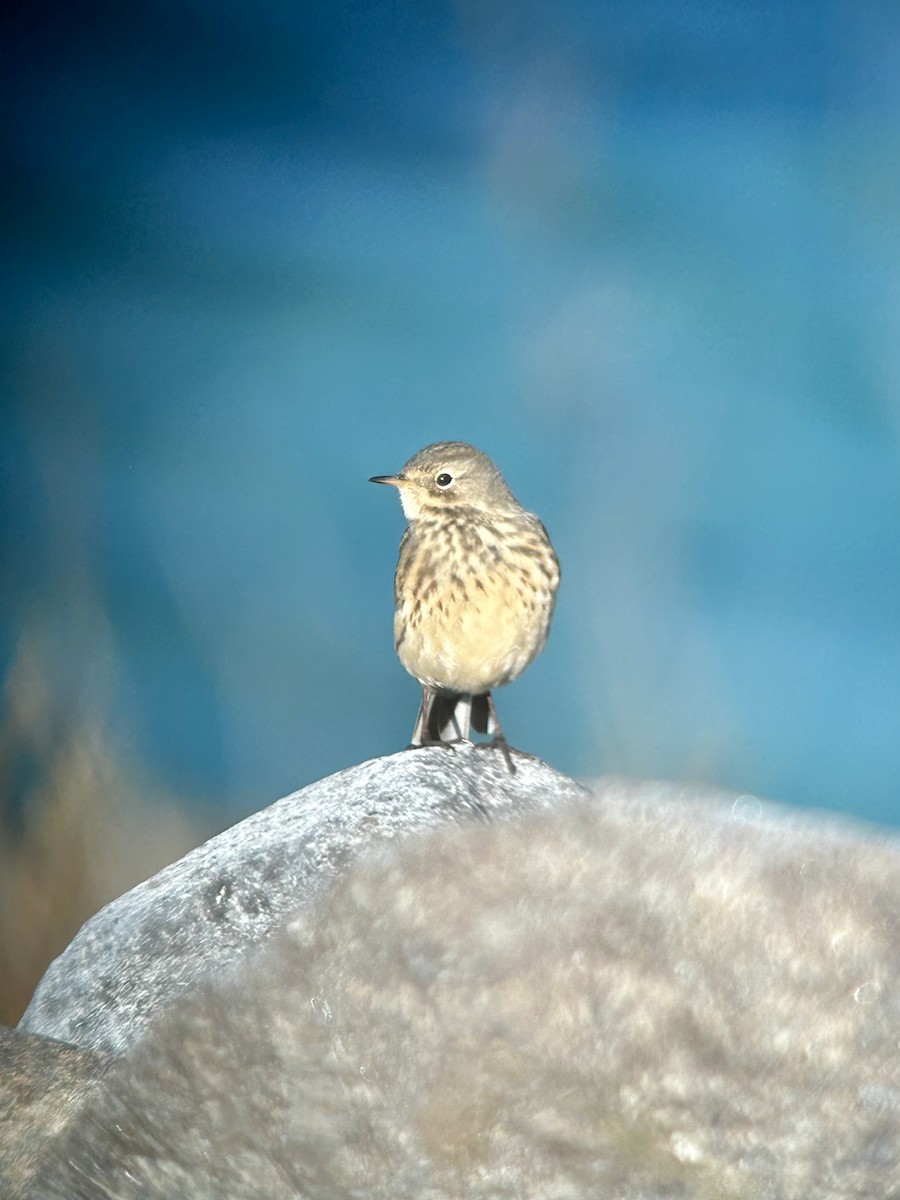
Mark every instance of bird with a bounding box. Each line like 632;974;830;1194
370;441;560;767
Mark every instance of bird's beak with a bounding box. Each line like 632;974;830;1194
369;474;404;486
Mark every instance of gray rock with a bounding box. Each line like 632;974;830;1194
35;780;900;1199
20;745;586;1054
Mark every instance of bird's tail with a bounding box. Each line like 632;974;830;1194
410;691;495;744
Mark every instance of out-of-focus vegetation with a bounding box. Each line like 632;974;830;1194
0;632;205;1024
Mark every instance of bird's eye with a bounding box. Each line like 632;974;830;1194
435;472;453;488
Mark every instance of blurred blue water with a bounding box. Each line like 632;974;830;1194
3;1;900;825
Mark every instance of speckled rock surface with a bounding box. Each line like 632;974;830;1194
20;745;586;1054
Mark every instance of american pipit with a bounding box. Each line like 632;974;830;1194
370;441;560;765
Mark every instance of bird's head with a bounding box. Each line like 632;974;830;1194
370;442;518;520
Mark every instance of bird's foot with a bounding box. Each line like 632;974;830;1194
472;736;517;775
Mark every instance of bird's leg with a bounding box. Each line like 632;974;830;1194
486;692;515;775
412;688;514;773
410;686;436;746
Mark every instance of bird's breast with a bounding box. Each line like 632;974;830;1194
392;512;559;694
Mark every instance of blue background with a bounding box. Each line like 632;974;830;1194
4;0;900;829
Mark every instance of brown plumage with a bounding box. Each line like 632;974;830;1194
370;442;560;764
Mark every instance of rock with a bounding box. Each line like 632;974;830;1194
34;779;900;1199
0;1026;109;1200
20;745;586;1054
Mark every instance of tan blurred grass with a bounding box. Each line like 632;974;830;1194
0;633;207;1026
